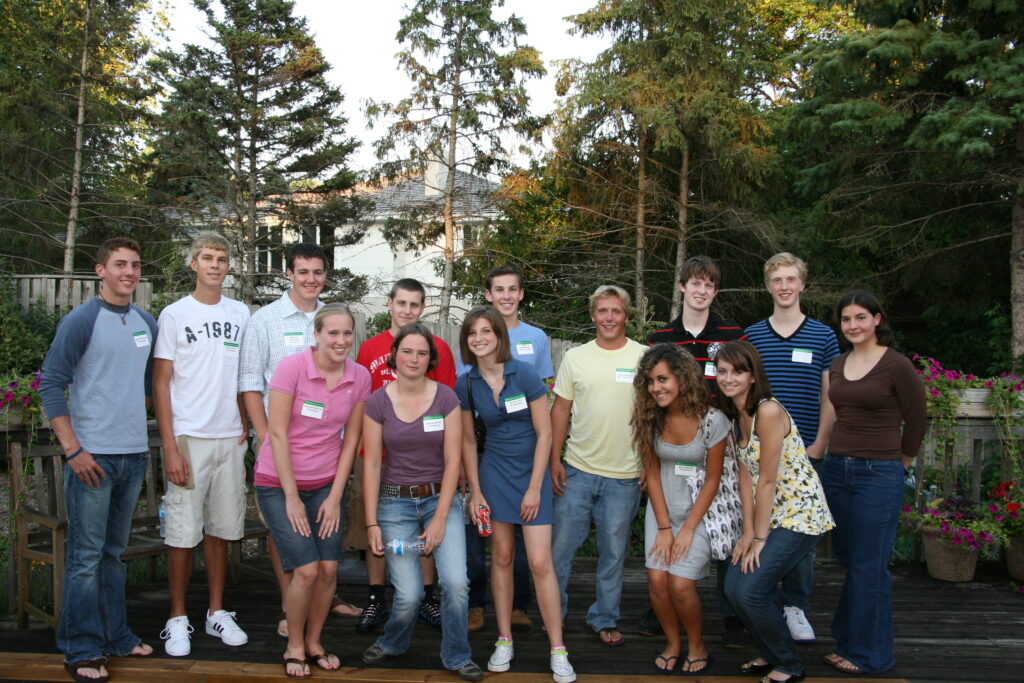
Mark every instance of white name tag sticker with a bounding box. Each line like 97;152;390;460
515;341;534;355
284;331;304;347
674;462;698;477
301;400;324;419
504;393;528;412
704;361;717;378
615;368;636;383
423;414;444;432
132;331;150;348
792;348;813;364
223;341;239;353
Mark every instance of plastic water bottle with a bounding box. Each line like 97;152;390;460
385;538;426;556
158;496;166;538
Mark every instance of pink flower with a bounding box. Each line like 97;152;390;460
2;391;13;403
20;396;30;405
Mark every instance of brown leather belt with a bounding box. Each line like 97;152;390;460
380;482;442;499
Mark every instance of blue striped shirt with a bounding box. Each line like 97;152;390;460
744;317;839;445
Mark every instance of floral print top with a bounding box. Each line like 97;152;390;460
736;399;835;535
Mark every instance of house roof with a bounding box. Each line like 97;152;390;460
357;170;500;218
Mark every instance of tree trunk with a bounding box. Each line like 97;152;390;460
671;143;690;320
438;64;462;323
635;125;647;319
63;0;92;284
1012;125;1024;368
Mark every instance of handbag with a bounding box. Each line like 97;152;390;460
685;413;744;561
466;375;487;455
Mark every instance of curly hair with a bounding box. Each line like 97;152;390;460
631;344;710;470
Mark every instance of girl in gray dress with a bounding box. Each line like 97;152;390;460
632;344;730;675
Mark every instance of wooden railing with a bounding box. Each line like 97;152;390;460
12;274;152;313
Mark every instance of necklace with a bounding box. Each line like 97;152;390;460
98;293;129;325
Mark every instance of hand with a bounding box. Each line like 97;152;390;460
520;487;540;523
285;494;310;537
237;430;248;445
68;449;106;488
420;516;447;555
316;495;342;539
731;531;754;566
901;455;913;471
647;528;673;569
638;468;648;493
163;446;190;487
805;441;825;461
671;527;695;565
551;460;567;496
367;524;384;556
742;539;764;574
469;491;489;525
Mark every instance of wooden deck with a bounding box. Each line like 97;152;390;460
1;557;1020;683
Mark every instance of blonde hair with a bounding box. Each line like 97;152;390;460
588;284;631;315
763;252;808;286
189;231;231;261
313;302;354;332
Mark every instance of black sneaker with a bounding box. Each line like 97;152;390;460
638;607;662;636
418;597;443;630
356;600;388;634
454;661;484;682
722;616;748;649
362;643;390;665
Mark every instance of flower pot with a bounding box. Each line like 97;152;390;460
921;530;979;582
1007;536;1024;581
953;388;992;417
0;406;29;431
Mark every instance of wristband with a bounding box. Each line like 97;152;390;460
753;536;767;542
658;526;671;531
366;523;379;530
66;447;84;461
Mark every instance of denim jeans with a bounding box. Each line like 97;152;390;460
256;485;346;571
56;453;148;664
375;494;471;671
780;456;825;610
821;454;905;674
725;528;818;676
551;464;640;632
466;523;533;610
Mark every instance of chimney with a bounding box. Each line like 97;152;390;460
424;156;447;197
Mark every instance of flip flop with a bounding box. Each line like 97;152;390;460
283;657;309;679
680;654;713;676
308;651;341;671
597;627;625;646
741;658;772;674
653;654;678;674
64;659;109;683
277;610;288;638
759;674;804;683
823;653;862;674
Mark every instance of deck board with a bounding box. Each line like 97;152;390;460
1;557;1020;682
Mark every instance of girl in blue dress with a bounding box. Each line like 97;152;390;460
455;306;575;683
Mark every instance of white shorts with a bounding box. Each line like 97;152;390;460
164;436;247;548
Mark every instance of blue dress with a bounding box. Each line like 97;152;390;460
455;359;552;524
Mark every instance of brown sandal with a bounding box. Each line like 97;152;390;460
64;659;109;683
308;651;341;671
823;653;862;674
284;657;309;679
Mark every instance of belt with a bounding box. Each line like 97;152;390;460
380;482;442;499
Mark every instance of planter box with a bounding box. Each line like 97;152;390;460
922;531;979;582
1008;536;1024;581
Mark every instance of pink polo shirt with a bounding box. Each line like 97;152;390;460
255;348;371;489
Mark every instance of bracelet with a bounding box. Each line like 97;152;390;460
657;526;671;531
366;523;379;530
753;536;767;542
66;447;84;461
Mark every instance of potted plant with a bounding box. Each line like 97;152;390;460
0;369;46;432
988;482;1024;580
901;497;1009;582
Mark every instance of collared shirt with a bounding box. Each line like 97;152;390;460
647;312;746;394
239;291;323;407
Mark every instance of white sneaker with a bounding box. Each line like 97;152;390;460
161;615;193;657
487;638;514;672
205;609;249;646
783;605;816;643
550;647;576;683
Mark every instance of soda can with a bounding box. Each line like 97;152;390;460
476;505;492;537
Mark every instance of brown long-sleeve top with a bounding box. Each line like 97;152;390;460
828;348;928;460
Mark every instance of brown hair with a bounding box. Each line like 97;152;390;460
834;289;895;348
459;306;512;366
679;255;721;288
714;341;774;419
386;322;439;372
96;237;141;266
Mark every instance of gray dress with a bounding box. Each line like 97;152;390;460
644;408;731;579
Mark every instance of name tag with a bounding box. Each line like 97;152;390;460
704;361;716;378
504;393;528;412
615;368;635;383
674;462;698;477
423;414;444;432
132;331;150;348
301;400;324;419
223;341;239;353
284;331;304;347
515;341;534;355
792;348;813;364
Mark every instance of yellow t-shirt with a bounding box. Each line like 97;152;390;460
554;339;646;479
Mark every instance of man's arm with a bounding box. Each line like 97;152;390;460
153;358;188;486
549;395;572;496
805;370;834;461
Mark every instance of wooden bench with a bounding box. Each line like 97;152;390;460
8;424;270;629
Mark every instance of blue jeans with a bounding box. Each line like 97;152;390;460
725;528;818;676
57;453;148;664
256;485;346;572
780;456;825;610
821;454;904;674
466;523;533;610
375;494;471;671
551;464;640;632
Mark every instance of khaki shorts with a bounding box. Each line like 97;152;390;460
343;459;368;550
163;436;247;548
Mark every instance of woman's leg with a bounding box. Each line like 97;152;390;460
375;497;425;656
647;569;681;671
303;560;339;665
668;575;708;672
490;522;516;639
284;561;318;665
522;525;563;647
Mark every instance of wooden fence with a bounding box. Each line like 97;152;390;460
12;275;153;313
